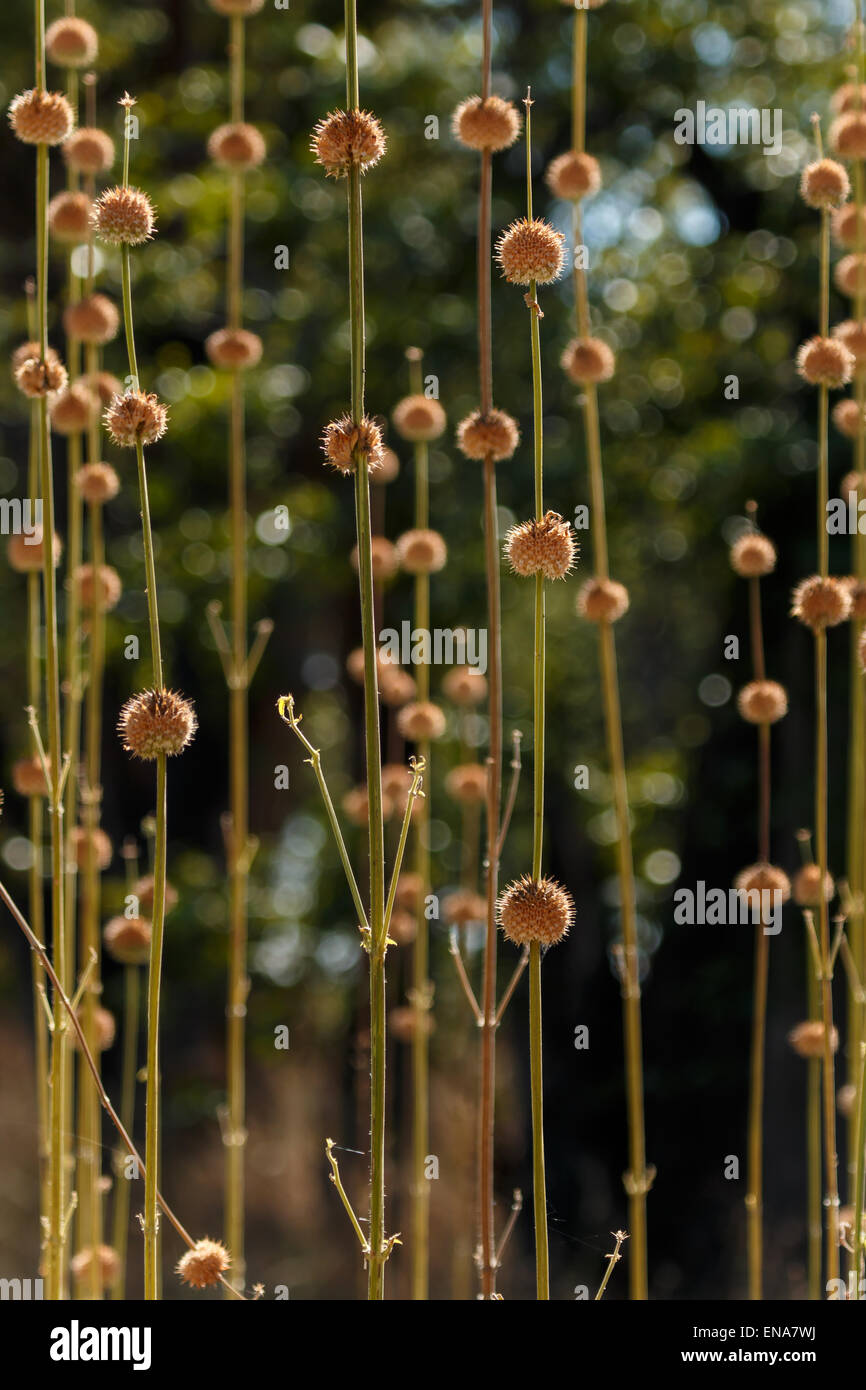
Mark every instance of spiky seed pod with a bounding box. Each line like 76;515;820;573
788;1020;839;1059
208;0;265;12
546;150;601;201
442;664;487;706
577;576;630;623
392;394;446;442
832;82;866;114
396;528;448;575
442;890;487;928
74;462;120;505
14;353;67;399
70;1005;115;1053
205;327;263;370
371;447;399;484
730;531;777;578
456;408;520;462
133;874;179;915
561;336;616;385
103;915;152;966
118;689;197;760
832;320;866;372
342;786;395;827
388;910;417;945
70;1246;120;1285
737;679;788;725
63;127;115;175
82;370;123;406
445;763;487;804
176;1239;231;1290
800;158;850;208
7;531;62;573
830;113;866;161
791;575;852;630
105;390;168;447
311;109;387;176
8;88;74;145
74;563;122;613
845;576;866;618
350;536;398;581
451;95;521;153
792;863;834;908
208;121;266;169
321;414;384;473
497;874;575;947
734;862;791;903
495;217;566;286
48;190;92;242
46;17;99;68
93;186;155;245
63;294;120;347
389;1006;434;1042
50;383;98;436
795;335;854;388
71;826;113;871
504;511;577;580
835;253;866;298
394;871;422;910
11;756;50;797
832;202;866;248
833;397;866;437
397;700;447;742
379;665;417;707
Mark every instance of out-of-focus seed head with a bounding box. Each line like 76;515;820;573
561;336;616;385
788;1019;838;1059
311;109;386;176
737;679;788;725
546;149;601;201
835;253;866;298
833;396;866;437
792;863;834;908
8;88;74;145
734;862;791;903
452;95;521;153
800;157;850;208
105;390;168;447
350;536;398;582
48;190;93;242
176;1239;231;1290
14;352;67;399
82;370;123;407
495;217;566;285
832;319;866;373
118;688;198;760
442;665;487;706
342;785;395;827
46;17;99;68
391;394;446;442
321;414;384;474
70;1246;120;1285
11;756;50;797
442;890;487;928
456;408;520;462
504;511;577;580
378;664;417;707
71;826;112;871
832;202;866;248
396;528;448;575
371;447;399;484
208;0;265;13
69;1005;115;1053
103;915;152;966
205;327;263;370
133;874;179;915
50;383;98;436
208;121;266;169
577;576;630;623
832;82;866;114
397;700;447;742
63;293;120;346
497;874;575;947
389;1005;434;1042
791;575;852;630
796;335;854;388
74;462;120;505
74;563;122;613
93;186;155;245
730;531;777;578
64;127;115;175
7;530;63;573
830;112;866;161
844;575;866;618
444;763;487;804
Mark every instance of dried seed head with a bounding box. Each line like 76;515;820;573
312;109;386;176
105;390;168;447
371;447;399;484
445;762;487;804
379;664;417;707
495;217;566;285
176;1239;231;1290
351;535;398;581
63;293;120;346
838;1083;857;1117
830;112;866;161
546;149;601;201
70;1005;115;1052
504;511;577;580
730;531;776;578
832;202;866;248
205;327;263;370
452;95;521;153
443;890;487;928
71;826;113;871
396;528;448;575
737;679;788;725
321;414;384;474
858;624;866;672
833;396;866;438
7;530;62;573
208;121;266;169
389;1005;434;1042
792;863;834;908
791;575;852;630
497;874;575;948
388;910;417;945
342;785;394;827
844;575;866;618
50;383;98;436
788;1019;838;1059
70;1246;120;1285
82;370;123;406
795;335;854;388
561;336;616;385
14;352;67;398
134;874;179;915
346;646;388;685
8;88;74;145
93;185;155;245
208;0;265;12
48;190;93;242
397;700;447;742
841;471;866;499
832;319;866;372
11;756;50;797
456;408;520;462
442;665;487;706
64;127;115;175
381;764;411;802
832;82;866;114
118;688;197;760
577;576;630;623
46;17;99;68
734;862;791;902
74;462;120;505
103;915;152;966
74;563;122;613
835;253;866;298
394;871;422;910
800;157;850;208
391;394;446;442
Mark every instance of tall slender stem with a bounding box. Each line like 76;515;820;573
528;941;548;1299
111;963;140;1299
143;755;167;1300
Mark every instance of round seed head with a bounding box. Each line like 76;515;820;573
577;576;630;623
351;535;398;581
791;575;852;630
396;528;448;575
388;910;417;945
118;688;197;760
391;394;446;442
311;109;386;176
342;785;394;827
208;0;265;12
504;511;577;580
389;1005;434;1042
830;112;866;161
445;762;487;804
8;88;74;145
442;665;487;706
832;319;866;373
561;336;616;385
208;121;266;169
394;871;422;910
835;253;866;298
176;1239;230;1290
371;447;399;484
844;575;866;618
831;202;866;248
50;383;98;436
730;531;776;578
832;82;866;114
737;679;788;725
734;861;791;902
452;95;521;153
796;335;854;388
93;186;155;246
7;530;62;573
46;17;99;68
495;217;566;285
11;756;50;797
842;471;866;499
70;1005;115;1052
74;462;120;505
64;127;115;175
497;874;575;947
379;664;417;707
71;1246;120;1285
545;150;601;201
833;396;866;438
74;563;122;613
838;1083;857;1117
82;370;123;407
105;390;168;447
14;352;67;398
205;327;263;370
792;863;834;908
71;826;112;871
442;890;486;928
800;157;850;208
133;873;179;915
397;700;447;742
63;293;120;346
103;915;152;966
381;764;411;803
456;408;520;462
788;1020;838;1059
48;190;93;242
321;414;384;474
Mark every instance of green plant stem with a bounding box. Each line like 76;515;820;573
814;629;840;1285
806;964;822;1299
111;963;140;1299
529;941;548;1299
143;755;167;1300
